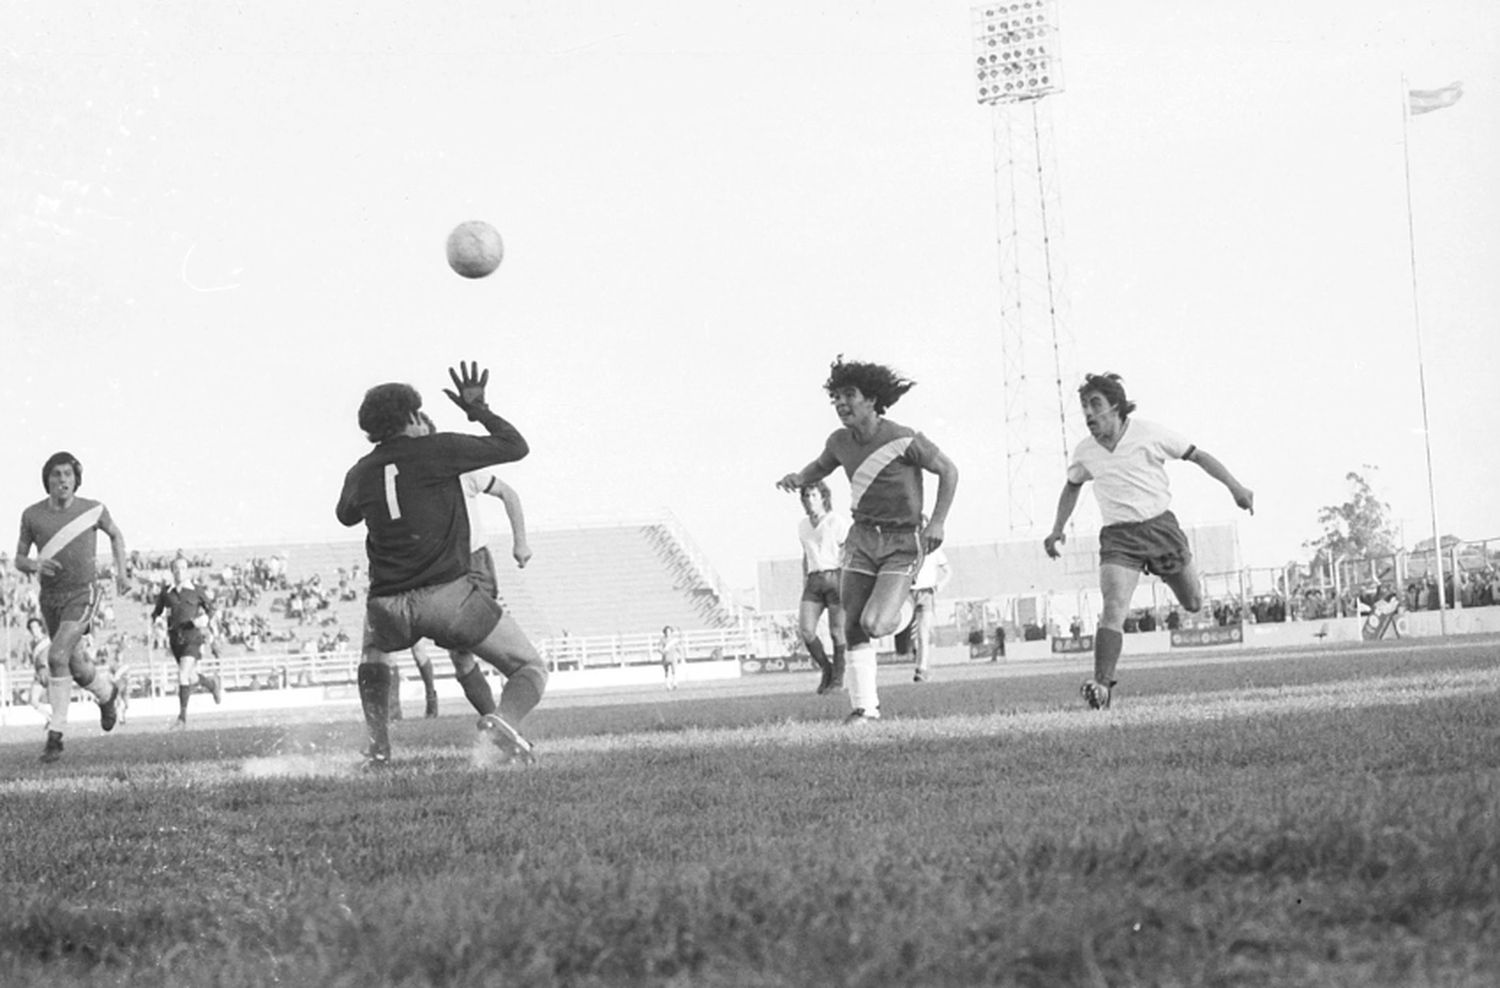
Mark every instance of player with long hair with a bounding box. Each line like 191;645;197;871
777;357;959;722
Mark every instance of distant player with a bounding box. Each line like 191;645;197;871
24;617;52;726
794;480;849;694
898;527;951;682
658;625;685;690
151;555;225;729
777;357;958;723
14;451;130;763
1044;373;1254;710
336;362;547;765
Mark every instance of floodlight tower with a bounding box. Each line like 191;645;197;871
972;1;1078;533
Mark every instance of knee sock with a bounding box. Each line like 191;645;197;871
49;677;72;731
846;644;878;714
806;638;830;672
357;664;391;749
415;661;437;697
456;665;497;716
497;665;548;724
831;644;846;683
1094;627;1124;685
178;685;193;719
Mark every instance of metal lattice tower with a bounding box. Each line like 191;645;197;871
973;1;1079;533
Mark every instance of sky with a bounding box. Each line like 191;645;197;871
3;1;1497;595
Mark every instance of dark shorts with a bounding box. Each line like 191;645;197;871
38;586;99;638
801;570;842;608
169;628;207;661
1099;510;1193;577
469;546;499;599
363;575;504;653
842;522;924;580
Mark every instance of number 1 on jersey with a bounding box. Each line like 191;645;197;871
384;464;402;520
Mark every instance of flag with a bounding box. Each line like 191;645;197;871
1408;81;1463;116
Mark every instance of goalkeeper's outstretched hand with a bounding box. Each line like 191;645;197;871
443;361;490;420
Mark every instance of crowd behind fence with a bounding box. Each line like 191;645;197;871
3;537;1497;705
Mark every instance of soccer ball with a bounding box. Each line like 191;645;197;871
446;220;504;279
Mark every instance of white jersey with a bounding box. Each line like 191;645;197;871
461;469;499;551
1066;418;1193;525
798;512;850;573
913;546;949;592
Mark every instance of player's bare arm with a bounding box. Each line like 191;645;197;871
102;516;131;594
13;531;59;579
922;452;959;551
1044;481;1084;558
1185;448;1255;515
487;478;533;567
777;450;839;493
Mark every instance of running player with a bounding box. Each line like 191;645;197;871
776;357;959;723
150;555;225;729
337;362;547;765
1044;372;1255;710
794;480;849;694
14;451;130;762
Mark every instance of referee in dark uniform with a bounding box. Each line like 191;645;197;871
151;555;224;728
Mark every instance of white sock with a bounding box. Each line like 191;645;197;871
48;677;72;730
847;645;879;715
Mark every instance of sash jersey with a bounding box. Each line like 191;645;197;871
814;419;945;528
18;497;113;594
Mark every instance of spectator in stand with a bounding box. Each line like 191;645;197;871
1138;609;1157;632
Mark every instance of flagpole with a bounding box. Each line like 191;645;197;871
1399;72;1449;633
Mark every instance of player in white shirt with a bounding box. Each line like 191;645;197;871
1044;373;1254;710
900;531;951;682
795;481;851;694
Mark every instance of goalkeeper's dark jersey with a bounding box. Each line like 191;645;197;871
337;427;527;597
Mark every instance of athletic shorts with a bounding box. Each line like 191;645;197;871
38;586;99;638
469;546;499;599
842;522;924;580
363;575;504;654
1098;510;1193;577
801;570;842;608
168;628;207;661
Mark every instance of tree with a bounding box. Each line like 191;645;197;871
1305;469;1399;574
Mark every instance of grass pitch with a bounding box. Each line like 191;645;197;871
1;638;1497;987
